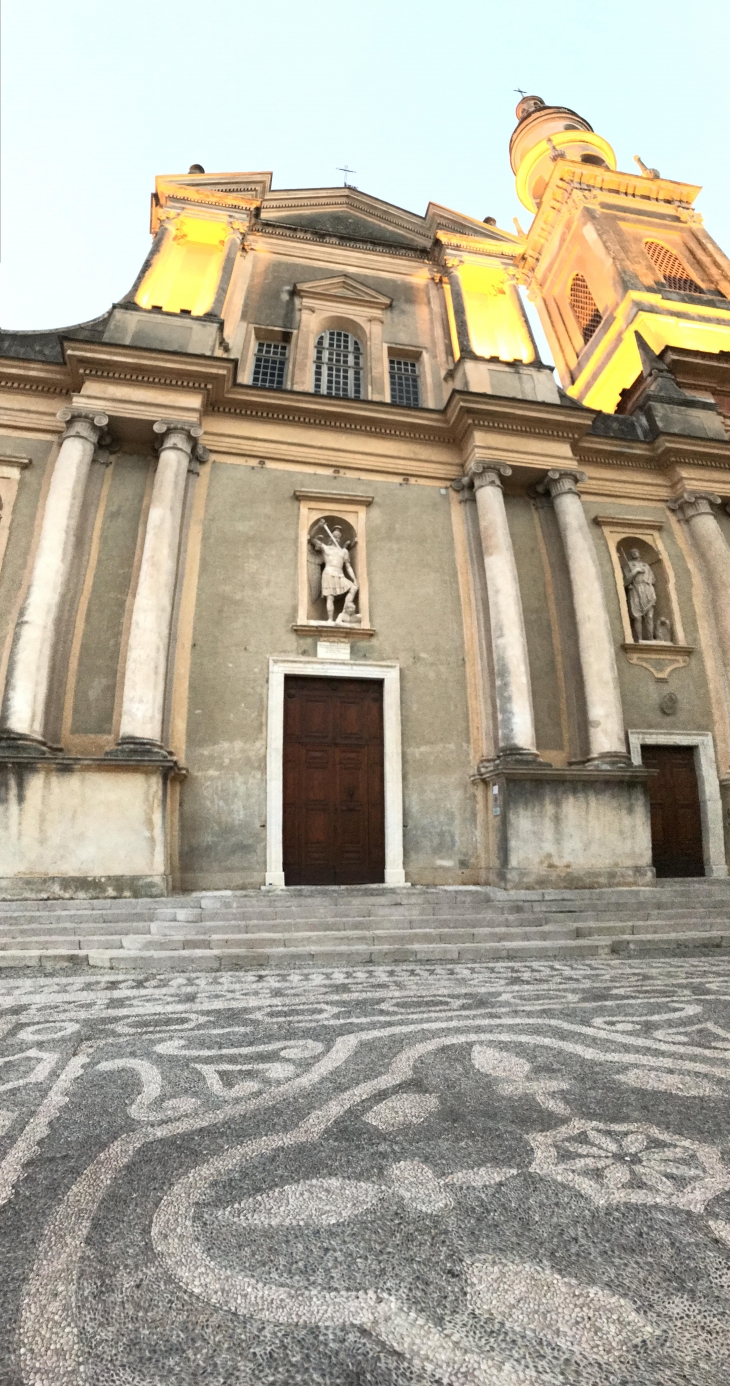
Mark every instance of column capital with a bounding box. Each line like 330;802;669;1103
537;468;587;499
450;477;475;503
153;419;210;469
469;462;512;492
56;408;109;445
668;491;721;521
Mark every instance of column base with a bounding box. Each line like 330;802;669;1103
105;737;176;763
479;763;654;890
579;753;633;770
475;750;549;777
0;757;176;898
0;731;57;760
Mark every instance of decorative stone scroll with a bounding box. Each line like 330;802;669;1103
594;514;692;681
293;489;374;639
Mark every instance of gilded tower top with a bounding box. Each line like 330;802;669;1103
509;95;616;212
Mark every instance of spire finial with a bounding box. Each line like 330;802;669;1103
635;331;671;379
515;94;545;121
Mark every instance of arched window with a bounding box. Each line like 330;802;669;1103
313;330;363;398
569;274;602;344
645;241;703;294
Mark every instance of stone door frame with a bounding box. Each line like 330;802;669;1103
266;656;406;887
628;729;727;877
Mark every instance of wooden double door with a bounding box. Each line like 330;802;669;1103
283;676;385;885
643;745;705;877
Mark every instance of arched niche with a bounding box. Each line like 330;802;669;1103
306;514;359;624
617;535;673;642
594;513;693;680
293;488;374;639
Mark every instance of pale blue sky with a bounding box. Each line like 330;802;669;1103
2;0;728;370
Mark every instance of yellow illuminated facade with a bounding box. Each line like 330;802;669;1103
448;258;535;364
511;96;730;411
136;215;230;316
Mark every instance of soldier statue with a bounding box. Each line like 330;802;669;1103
309;522;359;623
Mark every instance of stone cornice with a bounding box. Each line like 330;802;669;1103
445;391;597;446
246;228;433;279
3;340;730;481
435;231;523;264
208;390;448;442
0;359;69;395
662;346;730;399
62;342;236;403
254;219;429;261
519;162;702;283
152;172;272;230
577;429;730;471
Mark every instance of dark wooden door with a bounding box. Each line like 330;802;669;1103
643;745;705;877
283;676;385;886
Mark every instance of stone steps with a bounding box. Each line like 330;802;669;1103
1;930;727;971
0;880;727;969
2;906;729;943
0;893;728;927
1;916;727;956
1;881;728;921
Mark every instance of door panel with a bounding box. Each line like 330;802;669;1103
642;745;704;878
283;677;385;885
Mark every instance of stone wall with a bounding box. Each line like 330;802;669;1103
179;464;476;890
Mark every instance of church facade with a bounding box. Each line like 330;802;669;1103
1;97;730;898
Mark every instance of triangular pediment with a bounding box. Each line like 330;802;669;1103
426;202;523;249
294;276;393;309
153;171;273;226
260;187;432;249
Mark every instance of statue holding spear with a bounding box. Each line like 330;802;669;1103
309;519;359;623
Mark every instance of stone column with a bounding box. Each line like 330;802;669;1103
0;408;109;750
444;263;473;360
207;227;244;319
470;462;538;761
112;420;208;757
292;306;317;391
540;469;627;764
670;491;730;673
369;316;386;400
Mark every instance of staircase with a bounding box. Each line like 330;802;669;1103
0;880;729;970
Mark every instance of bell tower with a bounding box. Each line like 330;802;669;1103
511;96;730;413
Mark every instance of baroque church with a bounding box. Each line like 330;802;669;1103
1;95;730;899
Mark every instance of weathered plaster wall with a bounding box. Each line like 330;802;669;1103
179;465;475;889
241;256;432;348
505;494;564;757
71;454;150;736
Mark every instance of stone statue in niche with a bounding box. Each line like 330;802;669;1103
308;518;360;625
655;616;672;643
621;547;657;642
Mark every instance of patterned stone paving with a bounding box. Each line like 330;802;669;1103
2;958;730;1384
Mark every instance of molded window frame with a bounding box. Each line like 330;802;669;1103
243;327;292;391
387;350;422;408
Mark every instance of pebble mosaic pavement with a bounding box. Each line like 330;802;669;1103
3;958;730;1384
